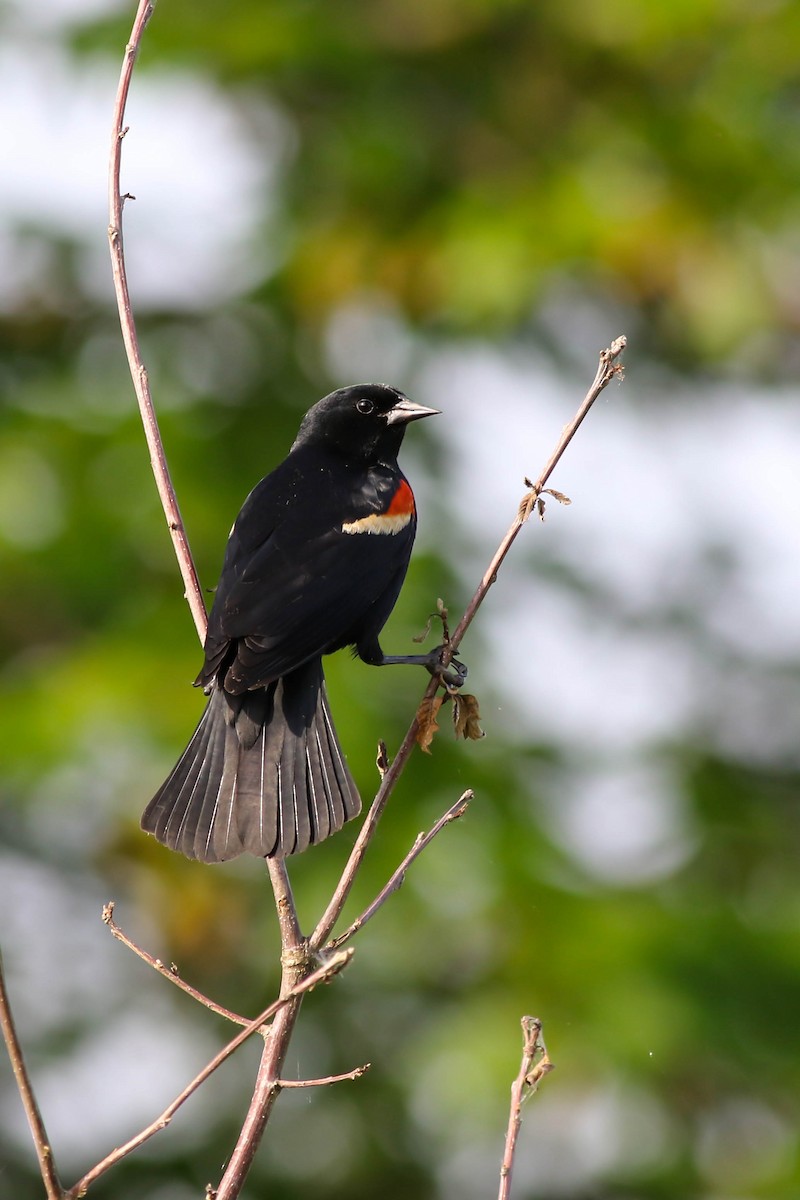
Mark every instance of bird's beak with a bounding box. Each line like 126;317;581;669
386;398;441;425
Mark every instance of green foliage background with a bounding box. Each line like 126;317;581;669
2;1;799;1197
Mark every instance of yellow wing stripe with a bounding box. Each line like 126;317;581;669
342;511;413;536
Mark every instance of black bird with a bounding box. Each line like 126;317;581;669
142;383;462;863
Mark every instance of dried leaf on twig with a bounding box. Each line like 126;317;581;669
518;492;536;522
543;488;571;506
416;695;444;753
452;693;484;741
412;598;450;644
520;482;572;524
437;598;451;644
412;614;434;644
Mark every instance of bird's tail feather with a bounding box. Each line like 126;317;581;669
141;660;361;862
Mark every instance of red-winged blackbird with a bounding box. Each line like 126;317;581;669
142;383;463;863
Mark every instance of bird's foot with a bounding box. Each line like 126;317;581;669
425;644;468;690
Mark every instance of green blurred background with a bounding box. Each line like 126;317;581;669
2;1;799;1197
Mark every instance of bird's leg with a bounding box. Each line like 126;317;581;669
360;643;468;689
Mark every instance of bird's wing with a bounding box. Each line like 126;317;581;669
201;458;415;692
224;529;413;689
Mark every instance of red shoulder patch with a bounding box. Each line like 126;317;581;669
386;478;415;517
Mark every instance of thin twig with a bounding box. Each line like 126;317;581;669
278;1064;371;1088
452;335;626;654
108;0;207;640
329;790;473;949
0;951;63;1200
66;950;353;1199
309;719;420;951
498;1016;554;1200
311;337;626;950
102;902;250;1028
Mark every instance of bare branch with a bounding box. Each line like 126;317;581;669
278;1063;371;1088
66;950;353;1198
223;1002;299;1200
452;335;626;655
498;1016;554;1200
102;902;250;1028
108;9;311;1196
309;719;420;951
107;0;207;641
0;951;63;1200
266;858;305;972
329;789;474;950
212;859;309;1198
311;336;626;950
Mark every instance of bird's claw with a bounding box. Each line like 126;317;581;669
426;645;468;689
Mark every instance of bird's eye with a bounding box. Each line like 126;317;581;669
356;398;375;415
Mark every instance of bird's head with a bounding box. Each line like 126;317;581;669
292;383;439;463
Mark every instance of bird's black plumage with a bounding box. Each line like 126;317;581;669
142;383;438;862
